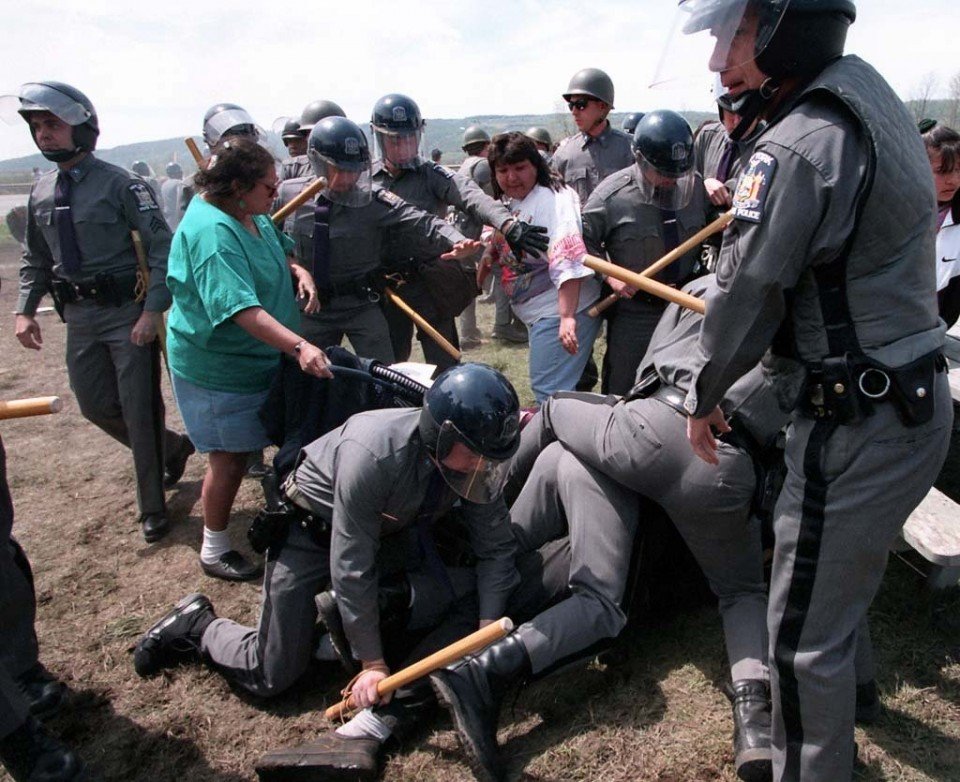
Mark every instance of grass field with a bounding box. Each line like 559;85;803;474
1;237;958;781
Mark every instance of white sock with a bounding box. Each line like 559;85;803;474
200;527;231;564
335;708;392;741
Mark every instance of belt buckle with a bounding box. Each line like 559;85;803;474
365;288;381;304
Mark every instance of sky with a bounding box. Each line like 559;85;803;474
1;0;957;160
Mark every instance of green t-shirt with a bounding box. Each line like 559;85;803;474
167;197;300;393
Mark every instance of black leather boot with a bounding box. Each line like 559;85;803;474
15;664;65;720
429;633;531;782
133;593;216;677
855;680;881;724
0;716;84;781
728;679;773;782
255;731;380;781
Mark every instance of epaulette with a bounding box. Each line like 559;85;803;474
428;161;455;180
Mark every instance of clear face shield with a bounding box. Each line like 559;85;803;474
308;149;372;207
0;83;93;126
204;108;266;148
434;421;511;505
635;153;696;211
373;126;423;170
651;0;792;90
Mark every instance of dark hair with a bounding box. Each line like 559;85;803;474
922;124;960;175
194;137;276;200
488;132;563;199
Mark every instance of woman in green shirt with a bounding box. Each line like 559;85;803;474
167;138;332;581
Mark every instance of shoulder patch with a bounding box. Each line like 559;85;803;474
128;181;160;212
375;188;403;208
732;151;777;224
429;162;455;180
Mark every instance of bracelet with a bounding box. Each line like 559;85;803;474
292;339;307;355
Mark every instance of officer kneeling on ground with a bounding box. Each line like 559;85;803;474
133;364;521;777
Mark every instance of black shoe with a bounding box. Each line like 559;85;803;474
245;451;271;479
140;512;170;543
727;679;773;782
855;680;881;725
0;716;84;782
315;591;360;676
429;633;530;782
201;550;262;582
133;593;216;677
15;664;66;720
163;438;195;488
255;731;381;781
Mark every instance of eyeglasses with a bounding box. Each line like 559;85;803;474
258;179;279;197
566;99;592;112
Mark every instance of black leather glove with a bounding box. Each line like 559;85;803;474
504;220;549;257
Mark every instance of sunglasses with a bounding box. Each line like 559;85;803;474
258;179;279;197
567;98;592;112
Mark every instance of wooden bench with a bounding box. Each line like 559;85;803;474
899;487;960;590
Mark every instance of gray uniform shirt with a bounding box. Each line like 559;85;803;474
18;153;172;316
552;122;634;206
275;177;466;289
280;155;311;182
293;407;519;661
685;59;944;417
372;160;513;258
582;164;708;287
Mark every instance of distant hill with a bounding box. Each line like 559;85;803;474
0;111;717;181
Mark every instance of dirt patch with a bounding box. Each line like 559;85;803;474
1;238;958;781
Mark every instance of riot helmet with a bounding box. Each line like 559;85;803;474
562;68;615;107
523;127;552;150
632;110;696;211
462;125;491;153
165;161;183;179
371;93;424;170
1;81;99;162
307;116;372;207
280;119;302;140
418;363;521;504
202;103;262;148
299;99;346;135
131;160;151;177
621;112;645;135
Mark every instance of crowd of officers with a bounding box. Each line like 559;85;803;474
2;1;959;781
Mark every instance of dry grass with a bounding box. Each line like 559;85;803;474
1;239;958;781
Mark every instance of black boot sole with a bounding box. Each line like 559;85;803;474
736;751;773;782
429;671;503;782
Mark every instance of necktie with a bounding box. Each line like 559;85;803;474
311;195;332;290
54;172;84;276
716;138;737;183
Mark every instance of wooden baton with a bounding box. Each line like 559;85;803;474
583;255;706;315
130;230;170;373
0;396;62;421
384;288;462;362
184;137;205;168
271;178;328;225
587;209;733;317
324;618;513;722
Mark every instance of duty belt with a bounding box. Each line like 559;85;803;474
48;271;140;320
317;272;384;304
279;473;333;546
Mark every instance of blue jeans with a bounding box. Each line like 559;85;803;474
527;309;601;403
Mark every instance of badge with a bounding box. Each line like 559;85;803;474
732;151;777;224
375;188;403;208
128;182;159;212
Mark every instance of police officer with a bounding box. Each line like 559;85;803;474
431;275;786;782
276;115;479;363
132;365;520;742
524;126;553;155
8;81;193;543
280;99;346;182
552;68;634;206
673;3;952;780
370;94;548;371
130;160;162;205
0;436;84;782
621;111;645;136
160;161;189;232
459;125;493;195
278;118;307;181
582;109;708;395
201;102;262;151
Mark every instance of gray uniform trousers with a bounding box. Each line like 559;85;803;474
508;441;640;674
510;393;769;682
300;297;395;365
200;522;474;698
65;299;184;515
768;381;952;782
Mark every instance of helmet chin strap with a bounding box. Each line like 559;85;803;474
39;146;82;163
719;77;780;142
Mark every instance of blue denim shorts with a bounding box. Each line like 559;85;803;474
171;373;272;454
